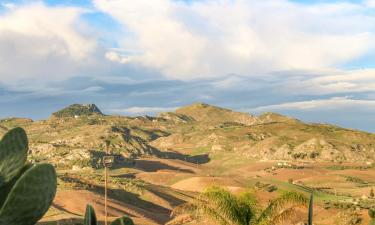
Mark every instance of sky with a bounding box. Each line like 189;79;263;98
0;0;374;132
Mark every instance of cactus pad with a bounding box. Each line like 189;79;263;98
110;216;135;225
0;164;57;225
0;164;31;209
0;128;28;187
84;204;97;225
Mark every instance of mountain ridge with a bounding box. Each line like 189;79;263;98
0;102;374;168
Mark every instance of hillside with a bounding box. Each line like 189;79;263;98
0;103;374;166
175;103;259;125
2;103;375;225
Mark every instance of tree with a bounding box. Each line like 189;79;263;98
172;186;308;225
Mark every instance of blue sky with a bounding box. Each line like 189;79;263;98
0;0;375;132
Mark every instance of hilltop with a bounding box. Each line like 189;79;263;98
174;103;259;125
52;104;103;118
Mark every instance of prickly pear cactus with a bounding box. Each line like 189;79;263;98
110;216;135;225
83;204;135;225
84;204;97;225
0;127;57;225
0;127;28;186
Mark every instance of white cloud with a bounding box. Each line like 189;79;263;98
94;0;375;80
366;0;375;7
1;3;16;9
279;69;375;95
105;51;132;64
251;96;375;112
0;3;97;83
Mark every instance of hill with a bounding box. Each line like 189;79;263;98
1;103;374;165
2;103;375;224
52;104;103;118
175;103;259;125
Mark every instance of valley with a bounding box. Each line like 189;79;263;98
1;103;375;225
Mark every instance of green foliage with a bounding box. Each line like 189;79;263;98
345;176;368;186
326;165;373;171
0;127;57;225
83;204;134;225
370;188;374;198
369;208;375;219
369;209;375;225
172;186;308;225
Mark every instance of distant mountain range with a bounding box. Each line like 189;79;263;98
0;103;374;169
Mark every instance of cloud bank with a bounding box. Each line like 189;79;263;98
95;0;375;80
0;0;374;132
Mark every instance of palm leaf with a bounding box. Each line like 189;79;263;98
271;206;301;224
237;191;258;225
200;186;245;225
172;192;229;225
172;186;257;225
257;191;307;224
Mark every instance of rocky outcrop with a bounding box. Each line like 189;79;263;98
52;104;103;118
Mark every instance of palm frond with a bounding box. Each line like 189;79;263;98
171;186;258;225
257;191;307;224
171;202;198;217
237;191;258;224
196;201;232;225
200;186;246;225
271;206;301;224
171;187;234;225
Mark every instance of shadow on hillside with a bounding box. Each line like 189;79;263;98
111;173;136;179
134;160;194;173
156;151;210;164
58;175;171;224
110;149;210;173
145;186;185;208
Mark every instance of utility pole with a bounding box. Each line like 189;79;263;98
103;139;112;225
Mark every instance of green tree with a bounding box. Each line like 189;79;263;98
370;188;374;198
369;208;375;225
172;186;308;225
